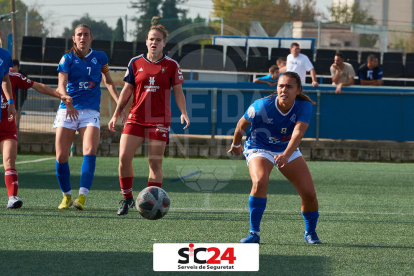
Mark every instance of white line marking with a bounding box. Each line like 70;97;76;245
0;157;55;168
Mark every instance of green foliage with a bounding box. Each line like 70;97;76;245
131;0;163;42
113;18;124;42
0;0;47;57
61;14;113;41
329;2;378;47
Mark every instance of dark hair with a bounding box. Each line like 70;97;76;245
66;24;92;60
148;24;169;40
12;59;19;67
269;65;279;73
367;54;377;62
276;72;315;104
335;52;344;60
290;42;300;48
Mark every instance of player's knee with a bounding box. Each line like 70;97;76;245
301;190;317;204
149;161;162;174
83;146;97;155
251;179;268;194
56;153;69;163
3;157;16;169
119;154;132;169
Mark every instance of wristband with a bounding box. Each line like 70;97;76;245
231;143;241;148
7;99;14;105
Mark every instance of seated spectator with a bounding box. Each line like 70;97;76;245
331;52;355;94
253;65;279;87
277;57;287;73
358;54;382;86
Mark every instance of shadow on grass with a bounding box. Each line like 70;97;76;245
0;250;328;276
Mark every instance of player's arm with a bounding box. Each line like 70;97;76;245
172;83;190;129
331;66;340;84
108;82;134;132
2;74;16;121
360;79;378;86
32;82;61;99
102;69;119;102
274;121;309;168
228;117;251;155
58;72;78;121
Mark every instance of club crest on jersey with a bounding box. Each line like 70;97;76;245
290;114;297;123
247;106;255;118
161;67;166;73
59;57;65;65
0;58;3;66
91;57;97;64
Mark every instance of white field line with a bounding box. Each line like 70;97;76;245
0;157;55;168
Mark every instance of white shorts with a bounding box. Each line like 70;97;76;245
53;108;100;130
244;148;302;167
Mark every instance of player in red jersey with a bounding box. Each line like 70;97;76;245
1;68;61;209
109;24;190;215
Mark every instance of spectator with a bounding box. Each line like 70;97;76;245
358;54;382;86
253;65;279;87
330;52;355;94
286;43;318;87
277;57;287;73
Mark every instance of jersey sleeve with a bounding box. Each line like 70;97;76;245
243;100;264;125
257;75;271;81
16;74;34;89
297;100;312;124
123;58;135;85
377;67;383;79
2;52;12;76
358;69;366;80
57;53;71;74
171;63;184;86
348;65;356;78
330;66;336;77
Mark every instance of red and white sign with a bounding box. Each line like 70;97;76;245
153;243;259;271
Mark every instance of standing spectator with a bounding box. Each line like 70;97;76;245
358;55;382;86
286;43;318;87
330;52;355;94
277;57;287;73
253;65;279;87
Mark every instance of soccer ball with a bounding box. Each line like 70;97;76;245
136;186;170;220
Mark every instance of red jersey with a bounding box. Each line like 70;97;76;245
0;72;34;133
123;54;184;127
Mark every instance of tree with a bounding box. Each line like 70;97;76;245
113;18;124;41
160;0;186;43
329;3;378;47
61;14;113;41
290;0;322;22
0;0;48;57
131;0;162;42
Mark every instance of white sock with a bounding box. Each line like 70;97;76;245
63;191;72;195
79;187;89;196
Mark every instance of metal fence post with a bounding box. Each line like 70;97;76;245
211;88;217;139
316;90;321;141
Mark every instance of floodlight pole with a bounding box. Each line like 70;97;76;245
10;0;17;59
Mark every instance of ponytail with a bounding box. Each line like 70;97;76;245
65;24;92;60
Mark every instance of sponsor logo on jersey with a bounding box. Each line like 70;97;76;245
265;118;273;124
247;106;255;118
179;75;184;80
27;79;31;83
0;58;3;66
79;81;96;90
59;57;65;65
281;128;287;134
144;77;160;92
178;68;182;74
21;76;27;80
74;60;79;64
91;57;97;64
139;67;144;71
290;114;296;123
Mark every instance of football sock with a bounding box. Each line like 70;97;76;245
148;182;162;188
302;210;319;233
4;169;19;197
120;177;133;198
56;161;71;194
249;195;267;232
80;155;96;194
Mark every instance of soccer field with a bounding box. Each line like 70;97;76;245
1;155;413;275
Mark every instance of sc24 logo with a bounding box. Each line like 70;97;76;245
178;244;236;264
79;81;96;90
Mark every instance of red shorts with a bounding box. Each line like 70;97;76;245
0;132;18;143
122;123;169;142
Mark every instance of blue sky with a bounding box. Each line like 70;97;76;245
22;0;333;40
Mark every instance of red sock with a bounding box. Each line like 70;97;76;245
120;177;133;198
5;169;19;197
148;182;162;188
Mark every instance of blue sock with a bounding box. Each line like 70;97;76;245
302;210;319;233
56;161;71;193
80;155;96;194
249;196;267;232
